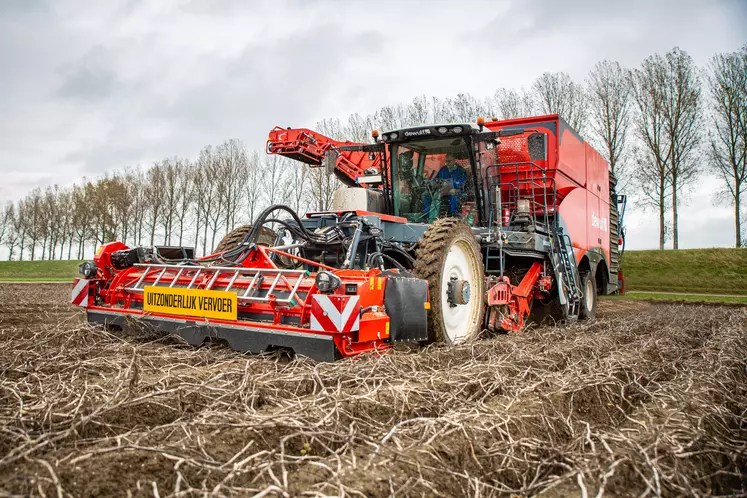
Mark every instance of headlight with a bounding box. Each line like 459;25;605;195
79;261;99;279
389;132;398;140
452;126;463;134
437;126;448;134
315;271;342;293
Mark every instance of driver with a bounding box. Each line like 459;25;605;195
431;153;469;216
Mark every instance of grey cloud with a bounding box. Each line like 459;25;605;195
55;23;382;175
55;53;118;100
0;0;50;16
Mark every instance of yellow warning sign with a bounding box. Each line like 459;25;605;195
143;286;237;320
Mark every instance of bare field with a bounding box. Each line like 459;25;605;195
0;284;745;497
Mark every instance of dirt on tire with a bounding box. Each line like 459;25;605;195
213;224;277;253
414;218;485;343
0;283;745;497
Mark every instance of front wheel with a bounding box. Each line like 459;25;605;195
579;271;597;320
414;218;485;343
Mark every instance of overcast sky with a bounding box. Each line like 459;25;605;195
1;0;745;249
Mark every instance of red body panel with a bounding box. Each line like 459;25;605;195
585;143;611;263
485;114;611;266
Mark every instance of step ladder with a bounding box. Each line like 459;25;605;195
549;227;582;318
124;264;311;307
608;173;626;291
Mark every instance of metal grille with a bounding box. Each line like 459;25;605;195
497;135;531;164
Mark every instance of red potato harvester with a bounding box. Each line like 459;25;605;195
73;114;626;361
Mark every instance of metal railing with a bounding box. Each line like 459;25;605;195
483;161;558;231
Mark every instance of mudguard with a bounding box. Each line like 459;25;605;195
384;276;429;342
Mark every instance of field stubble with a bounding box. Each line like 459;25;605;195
0;284;744;497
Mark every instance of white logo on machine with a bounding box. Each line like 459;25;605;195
591;211;608;233
403;129;431;137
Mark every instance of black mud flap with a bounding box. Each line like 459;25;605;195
384;276;429;342
87;310;341;362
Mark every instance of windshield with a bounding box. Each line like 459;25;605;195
391;137;476;224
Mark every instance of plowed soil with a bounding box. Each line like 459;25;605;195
0;283;745;497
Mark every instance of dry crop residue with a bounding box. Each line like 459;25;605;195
0;283;745;497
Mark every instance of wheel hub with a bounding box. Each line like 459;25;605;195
447;277;471;307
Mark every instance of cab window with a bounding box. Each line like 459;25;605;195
391;137;476;225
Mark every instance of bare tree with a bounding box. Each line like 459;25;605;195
630;48;701;249
57;189;75;259
21;188;45;260
143;164;165;246
13;201;27;260
662;48;702;249
493;88;535;120
405;96;431;127
106;174;132;247
3;203;21;260
246;150;264;223
196;147;226;253
630;57;672;249
122;167;147;246
261;154;287;208
216;139;250;231
0;203;12;258
373;105;408;131
159;159;181;245
587;61;632;186
173;160;195;247
41;186;59;259
708;44;747;247
430;96;451;123
70;184;90;259
447;93;491;123
310;119;344;211
282;160;311;214
346;113;374;143
533;72;588;132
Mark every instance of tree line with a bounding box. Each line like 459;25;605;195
1;44;745;260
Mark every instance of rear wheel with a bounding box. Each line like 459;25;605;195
579;271;597;320
214;225;277;253
414;218;484;343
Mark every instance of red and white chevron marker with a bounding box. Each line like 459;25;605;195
71;278;90;307
310;295;360;333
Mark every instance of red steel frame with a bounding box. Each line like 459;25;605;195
266;127;380;182
84;242;397;358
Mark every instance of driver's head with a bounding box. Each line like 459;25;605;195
445;153;456;170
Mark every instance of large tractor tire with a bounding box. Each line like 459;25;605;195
214;225;277;253
578;271;597;320
414;218;485;344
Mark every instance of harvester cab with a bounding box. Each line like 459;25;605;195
73;115;623;362
381;123;492;226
